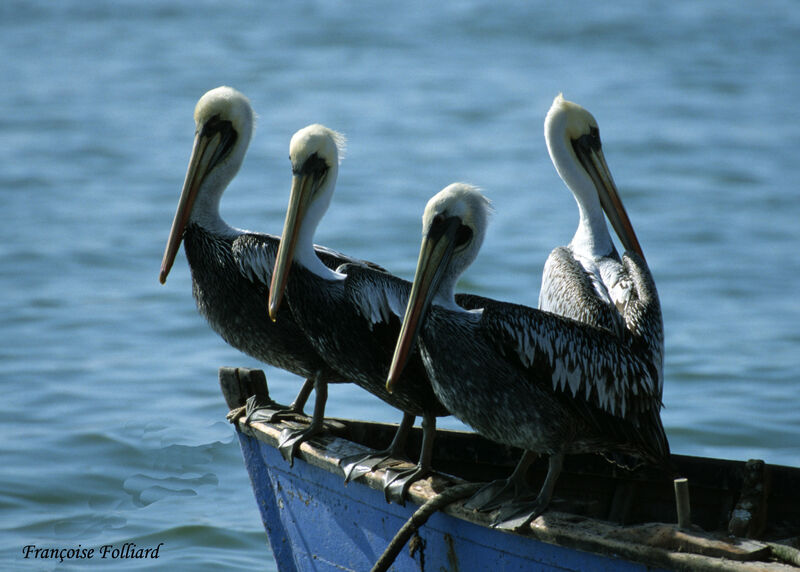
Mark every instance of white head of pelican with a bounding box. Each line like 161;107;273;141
160;86;254;284
268;124;346;321
544;93;643;262
387;183;491;392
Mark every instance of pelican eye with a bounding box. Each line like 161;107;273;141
203;114;231;137
297;152;329;177
200;114;238;165
572;125;602;156
454;224;472;248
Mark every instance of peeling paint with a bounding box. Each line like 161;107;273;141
284;486;313;506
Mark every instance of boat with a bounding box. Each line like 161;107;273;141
219;367;800;571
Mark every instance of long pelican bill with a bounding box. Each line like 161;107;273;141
576;145;645;261
160;127;232;284
268;172;317;321
386;215;461;393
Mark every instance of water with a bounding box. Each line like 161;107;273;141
2;1;798;569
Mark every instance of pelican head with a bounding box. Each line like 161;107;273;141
386;183;492;393
159;86;254;284
545;94;643;259
268;124;345;321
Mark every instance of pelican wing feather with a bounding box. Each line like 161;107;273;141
336;264;408;330
539;246;625;337
481;302;660;420
232;233;277;285
232;233;386;289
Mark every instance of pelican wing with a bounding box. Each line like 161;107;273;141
232;233;278;285
620;252;665;397
539;246;625;337
231;232;385;288
315;244;386;273
481;302;660;419
453;292;496;312
337;264;408;330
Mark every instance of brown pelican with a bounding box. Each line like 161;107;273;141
540;94;663;378
387;183;670;530
159;87;381;461
462;96;668;514
267;125;494;500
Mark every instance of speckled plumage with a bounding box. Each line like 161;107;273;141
539;246;627;336
539;247;664;396
418;300;668;464
184;223;383;382
280;265;485;417
283;264;450;416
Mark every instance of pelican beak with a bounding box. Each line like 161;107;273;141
577;145;645;261
160;123;234;284
386;215;461;393
268;171;318;321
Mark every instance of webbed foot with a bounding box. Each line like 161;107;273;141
465;450;538;511
491;499;547;531
266;407;310;424
340;451;396;483
242;393;288;425
278;425;322;466
244;376;316;424
383;464;430;505
339;412;415;483
491;452;563;531
275;376;328;466
464;478;530;512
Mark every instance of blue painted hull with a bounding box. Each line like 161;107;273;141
220;368;800;572
235;425;662;572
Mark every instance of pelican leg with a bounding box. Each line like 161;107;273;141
340;412;415;483
278;375;328;466
492;452;564;531
383;411;436;505
464;450;538;512
268;377;315;422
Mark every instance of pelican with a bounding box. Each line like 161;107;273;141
540;94;663;382
267;125;493;500
159;87;381;461
387;183;670;530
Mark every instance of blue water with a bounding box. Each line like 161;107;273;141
2;1;799;569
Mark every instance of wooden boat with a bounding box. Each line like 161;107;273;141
220;367;800;571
